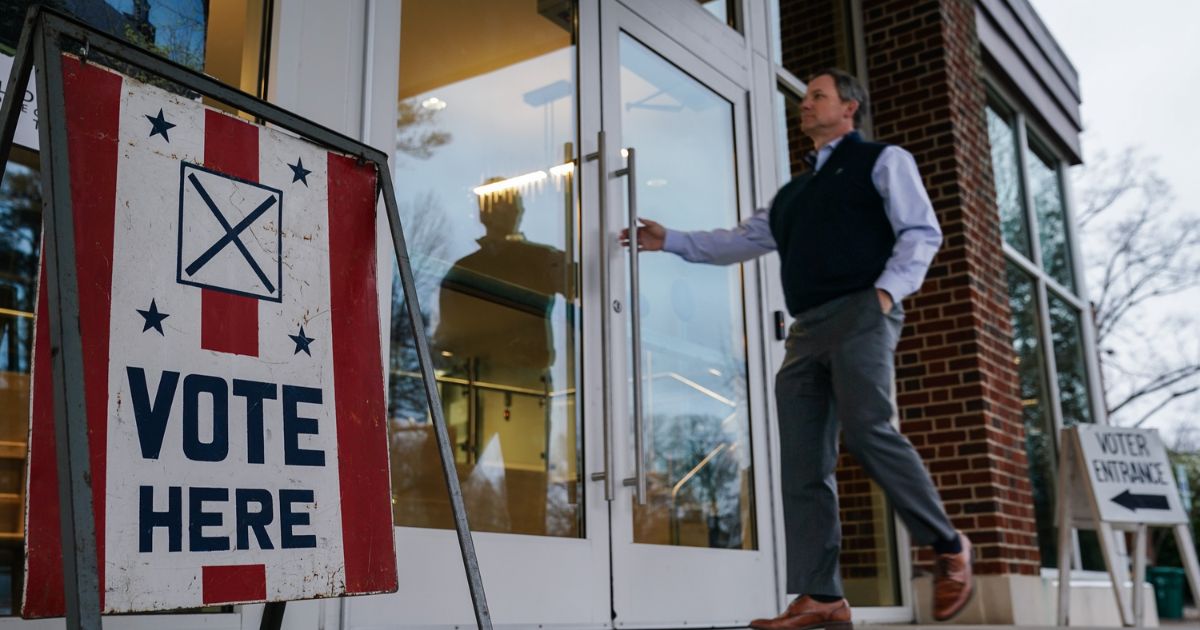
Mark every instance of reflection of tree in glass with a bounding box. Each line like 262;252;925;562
651;412;744;548
1006;263;1065;565
986;107;1031;255
0;164;40;374
389;191;450;424
396;97;452;161
1047;292;1092;426
119;0;206;72
0;166;40;303
1028;153;1074;290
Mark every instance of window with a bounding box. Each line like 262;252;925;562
986;105;1032;256
986;95;1100;569
0;0;270;615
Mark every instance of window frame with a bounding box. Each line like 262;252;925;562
985;77;1109;570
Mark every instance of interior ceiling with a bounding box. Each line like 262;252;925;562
398;0;573;100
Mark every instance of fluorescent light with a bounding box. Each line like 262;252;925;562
473;170;548;196
549;162;575;177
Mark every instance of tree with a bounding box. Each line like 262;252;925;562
1073;147;1200;433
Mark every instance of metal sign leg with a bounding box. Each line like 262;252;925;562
1056;439;1075;626
1176;523;1200;618
377;169;492;630
1132;525;1147;627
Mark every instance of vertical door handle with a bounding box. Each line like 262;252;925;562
616;148;647;505
585;131;615;501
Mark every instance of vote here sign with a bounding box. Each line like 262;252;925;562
22;56;396;616
1075;425;1188;525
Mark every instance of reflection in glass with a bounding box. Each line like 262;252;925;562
986;106;1032;256
618;34;755;550
389;1;583;538
775;88;806;181
1006;263;1058;566
696;0;735;28
1047;292;1092;426
1029;150;1075;290
0;156;38;617
2;1;266;99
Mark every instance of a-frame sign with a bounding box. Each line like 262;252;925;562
1056;424;1200;626
0;6;490;629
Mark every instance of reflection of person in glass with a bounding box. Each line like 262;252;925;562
433;179;571;534
434;180;567;387
622;69;972;628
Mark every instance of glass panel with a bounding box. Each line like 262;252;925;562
389;1;582;538
618;34;755;550
837;470;901;605
0;152;39;615
1029;148;1075;290
2;1;265;96
986;106;1032;257
696;0;736;28
1006;262;1057;566
775;88;805;181
1047;291;1092;426
774;0;856;80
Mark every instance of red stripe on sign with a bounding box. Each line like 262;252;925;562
23;56;123;618
202;564;267;604
327;154;396;593
200;110;259;356
22;264;63;618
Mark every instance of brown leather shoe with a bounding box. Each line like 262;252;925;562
749;595;852;630
933;531;974;621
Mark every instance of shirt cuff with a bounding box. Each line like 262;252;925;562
662;229;686;255
874;273;908;305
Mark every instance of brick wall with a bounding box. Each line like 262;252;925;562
861;0;1040;575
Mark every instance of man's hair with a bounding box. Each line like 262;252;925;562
809;68;868;128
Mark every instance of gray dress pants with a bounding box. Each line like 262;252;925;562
775;288;956;597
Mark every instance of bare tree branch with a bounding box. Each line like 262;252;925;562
1073;144;1200;433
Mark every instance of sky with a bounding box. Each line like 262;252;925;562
1029;0;1200;443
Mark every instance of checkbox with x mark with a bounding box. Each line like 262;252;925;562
176;162;284;302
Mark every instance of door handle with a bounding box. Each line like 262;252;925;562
585;131;615;501
615;148;647;506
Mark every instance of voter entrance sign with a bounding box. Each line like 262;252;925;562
1076;425;1189;524
1055;425;1200;627
20;55;397;614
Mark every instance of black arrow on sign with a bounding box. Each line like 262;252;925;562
1111;489;1170;511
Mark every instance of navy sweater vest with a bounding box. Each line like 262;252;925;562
769;132;894;314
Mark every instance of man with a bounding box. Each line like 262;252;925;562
621;69;973;629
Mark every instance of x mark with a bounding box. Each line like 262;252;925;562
184;172;277;293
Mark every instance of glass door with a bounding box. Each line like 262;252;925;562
597;2;776;626
348;2;613;627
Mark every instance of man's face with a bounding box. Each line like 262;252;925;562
800;74;857;137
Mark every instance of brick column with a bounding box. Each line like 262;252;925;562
863;0;1040;575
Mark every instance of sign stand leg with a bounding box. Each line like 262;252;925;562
259;601;286;630
1099;522;1134;626
1175;523;1200;615
377;170;492;630
1133;525;1147;626
1057;432;1076;626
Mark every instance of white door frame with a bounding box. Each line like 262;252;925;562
597;2;777;627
